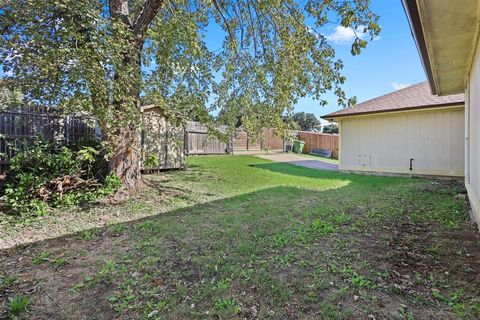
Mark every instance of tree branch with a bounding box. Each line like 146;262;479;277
133;0;165;39
109;0;132;27
212;0;237;53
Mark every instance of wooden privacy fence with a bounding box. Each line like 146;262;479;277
1;107;325;172
0;106;96;171
297;131;339;159
185;121;231;155
233;128;285;151
185;121;286;155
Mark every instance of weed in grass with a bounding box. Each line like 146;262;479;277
32;252;51;265
310;219;336;236
52;257;67;269
430;289;480;317
80;229;98;241
320;301;341;320
135;220;156;232
351;274;375;289
214;298;238;311
99;260;117;275
239;268;255;280
399;305;414;320
328;212;352;226
278;252;296;267
273;233;290;247
303;289;319;303
215;279;231;292
8;295;30;316
145;299;168;313
0;274;17;290
424;245;439;255
109;223;127;235
70;281;85;293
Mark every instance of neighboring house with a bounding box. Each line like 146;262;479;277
403;0;480;228
323;82;464;177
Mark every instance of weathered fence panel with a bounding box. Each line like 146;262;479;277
263;128;284;150
186;121;231;155
232;128;284;151
297;131;339;159
233;131;261;151
0;106;95;171
186;121;286;154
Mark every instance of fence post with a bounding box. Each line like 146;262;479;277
65;115;69;144
184;125;188;156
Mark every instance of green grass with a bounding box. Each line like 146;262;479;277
1;155;477;319
8;295;30;316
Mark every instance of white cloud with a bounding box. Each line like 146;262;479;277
391;82;411;91
326;26;359;44
325;25;380;45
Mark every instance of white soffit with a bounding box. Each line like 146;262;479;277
418;0;480;95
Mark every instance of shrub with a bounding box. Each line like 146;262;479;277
144;154;160;168
1;139;121;217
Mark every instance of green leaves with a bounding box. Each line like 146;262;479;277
0;0;380;157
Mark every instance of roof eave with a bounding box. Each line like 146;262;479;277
402;0;437;95
321;101;464;120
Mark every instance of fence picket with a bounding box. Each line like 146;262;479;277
0;107;95;172
297;131;339;159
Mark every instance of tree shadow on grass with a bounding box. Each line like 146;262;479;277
250;161;408;185
0;180;479;319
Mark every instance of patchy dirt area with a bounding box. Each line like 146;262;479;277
1;156;479;319
0;174;206;250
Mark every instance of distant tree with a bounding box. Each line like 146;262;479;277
217;108;243;128
293;112;321;131
322;123;338;134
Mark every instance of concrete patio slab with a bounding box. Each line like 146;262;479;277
256;153;338;171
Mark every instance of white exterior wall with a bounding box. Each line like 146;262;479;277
465;38;480;227
339;107;465;177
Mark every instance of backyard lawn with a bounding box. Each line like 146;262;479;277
1;155;479;319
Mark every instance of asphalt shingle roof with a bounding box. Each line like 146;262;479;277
322;82;464;119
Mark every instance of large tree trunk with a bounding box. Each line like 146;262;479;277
105;0;165;197
108;123;143;196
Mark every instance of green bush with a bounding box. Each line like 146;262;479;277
1;139;121;217
144;154;160;168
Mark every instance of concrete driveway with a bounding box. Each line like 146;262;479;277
255;153;338;171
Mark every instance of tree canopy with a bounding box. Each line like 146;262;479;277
0;0;380;190
322;122;338;134
292;112;321;131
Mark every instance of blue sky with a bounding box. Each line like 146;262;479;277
294;0;426;119
202;0;426;120
2;0;425;120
